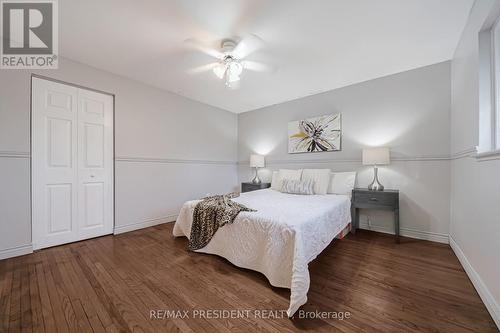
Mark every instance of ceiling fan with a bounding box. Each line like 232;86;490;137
186;35;273;89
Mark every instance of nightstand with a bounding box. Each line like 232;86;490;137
241;182;271;193
351;188;400;243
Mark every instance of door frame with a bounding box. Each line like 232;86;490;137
30;74;116;250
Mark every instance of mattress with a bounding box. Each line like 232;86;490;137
173;188;352;316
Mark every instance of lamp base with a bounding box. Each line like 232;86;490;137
251;167;261;184
368;166;384;191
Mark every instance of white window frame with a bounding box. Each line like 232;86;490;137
477;12;500;158
494;18;500;149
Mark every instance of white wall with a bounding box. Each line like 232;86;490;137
0;57;238;259
450;0;500;327
238;62;452;243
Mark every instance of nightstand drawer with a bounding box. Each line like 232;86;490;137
241;182;271;193
354;191;398;207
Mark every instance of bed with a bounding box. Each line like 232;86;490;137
173;188;352;316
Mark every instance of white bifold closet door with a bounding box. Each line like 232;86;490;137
32;77;113;250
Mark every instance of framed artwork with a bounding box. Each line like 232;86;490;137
288;113;341;153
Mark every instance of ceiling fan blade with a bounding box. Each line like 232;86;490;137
242;60;274;73
232;34;264;59
184;38;224;59
187;62;220;74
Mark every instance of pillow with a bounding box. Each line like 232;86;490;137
301;169;331;195
328;172;357;195
271;171;279;190
271;169;302;191
281;179;315;195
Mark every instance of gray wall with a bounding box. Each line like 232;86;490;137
450;0;500;327
0;57;238;258
238;61;452;243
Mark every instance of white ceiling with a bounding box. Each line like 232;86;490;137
59;0;473;113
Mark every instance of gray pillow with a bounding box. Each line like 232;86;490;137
281;179;315;195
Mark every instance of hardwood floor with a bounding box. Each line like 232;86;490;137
0;224;497;333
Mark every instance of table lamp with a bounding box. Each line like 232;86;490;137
250;154;265;184
362;148;390;191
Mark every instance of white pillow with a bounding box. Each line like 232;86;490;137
328;172;356;195
281;179;315;195
271;171;279;190
271;169;302;191
301;169;331;195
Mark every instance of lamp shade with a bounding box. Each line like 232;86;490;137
249;154;265;168
362;148;390;165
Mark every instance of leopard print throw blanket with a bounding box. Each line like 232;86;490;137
188;192;256;251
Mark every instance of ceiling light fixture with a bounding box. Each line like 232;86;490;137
186;35;274;90
213;55;243;89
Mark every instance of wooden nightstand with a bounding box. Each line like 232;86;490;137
351;188;400;243
241;182;271;193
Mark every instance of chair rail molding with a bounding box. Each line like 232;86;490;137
238;153;458;166
0;151;30;158
450;147;478;160
115;156;237;165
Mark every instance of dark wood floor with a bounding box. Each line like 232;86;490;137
0;224;497;333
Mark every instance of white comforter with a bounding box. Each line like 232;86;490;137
172;189;351;316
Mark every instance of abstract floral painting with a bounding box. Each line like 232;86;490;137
288;113;341;153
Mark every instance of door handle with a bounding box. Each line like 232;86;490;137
90;174;95;178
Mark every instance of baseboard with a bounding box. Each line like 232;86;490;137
449;236;500;329
0;216;177;260
358;222;449;244
114;215;177;235
0;244;33;260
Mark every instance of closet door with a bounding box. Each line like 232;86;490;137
32;78;79;250
77;89;114;239
32;77;114;250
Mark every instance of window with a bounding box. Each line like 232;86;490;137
494;19;500;149
478;14;500;155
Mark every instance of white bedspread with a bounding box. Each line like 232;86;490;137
172;189;351;316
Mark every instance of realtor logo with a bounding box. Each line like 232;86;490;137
1;0;58;69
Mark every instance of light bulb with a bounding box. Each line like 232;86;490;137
228;61;243;77
226;61;242;84
212;63;226;79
